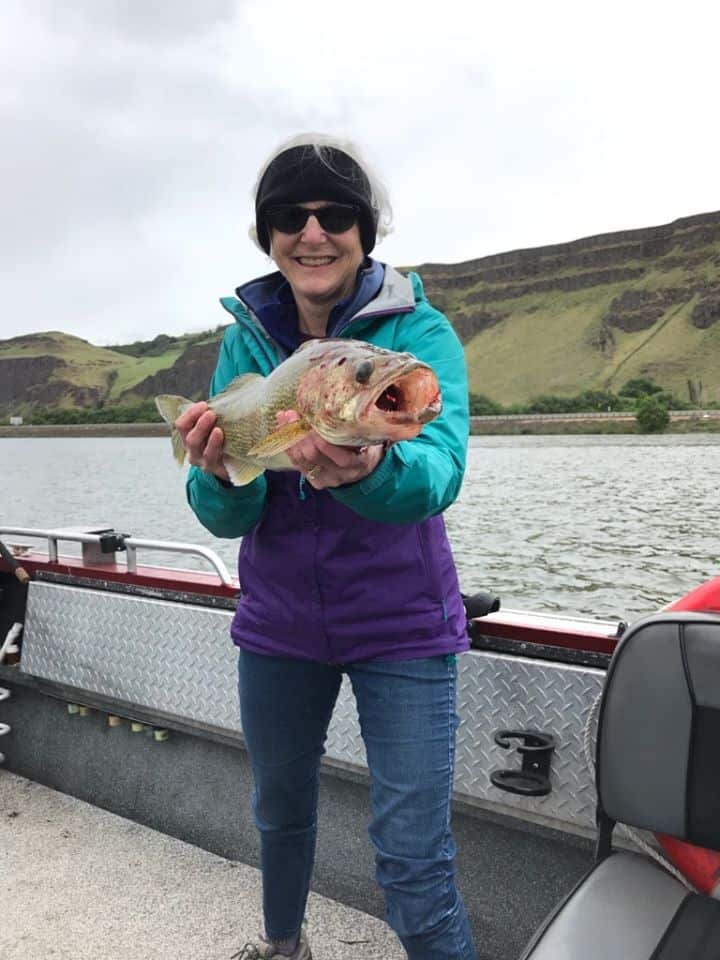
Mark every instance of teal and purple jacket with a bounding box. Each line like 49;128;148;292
186;260;470;663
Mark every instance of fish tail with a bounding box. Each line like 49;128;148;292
155;395;191;466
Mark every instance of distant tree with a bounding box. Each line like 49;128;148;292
526;394;577;414
469;392;503;415
656;390;685;409
28;402;163;425
620;377;663;399
574;389;624;411
636;395;670;433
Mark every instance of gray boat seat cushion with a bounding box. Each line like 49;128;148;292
522;612;720;959
522;852;692;960
597;614;720;848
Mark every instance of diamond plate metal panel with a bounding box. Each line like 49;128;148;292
326;658;604;829
326;679;367;767
454;653;604;829
21;582;241;731
21;582;603;828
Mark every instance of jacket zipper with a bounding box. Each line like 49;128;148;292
221;299;281;373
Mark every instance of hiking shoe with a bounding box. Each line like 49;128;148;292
230;930;312;959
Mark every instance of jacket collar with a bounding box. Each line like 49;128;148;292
232;259;413;358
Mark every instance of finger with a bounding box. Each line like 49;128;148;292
185;410;217;454
284;432;324;467
314;437;368;468
276;409;301;425
295;447;329;477
175;401;209;432
180;410;215;447
204;426;225;464
309;444;384;487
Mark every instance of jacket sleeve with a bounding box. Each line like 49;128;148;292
185;326;267;538
331;303;469;524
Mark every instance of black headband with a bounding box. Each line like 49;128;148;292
255;145;378;255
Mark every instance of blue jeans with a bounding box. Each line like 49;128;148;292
238;651;478;960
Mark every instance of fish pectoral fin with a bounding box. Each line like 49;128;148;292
223;455;266;487
247;420;312;457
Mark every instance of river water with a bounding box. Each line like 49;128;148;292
2;434;718;621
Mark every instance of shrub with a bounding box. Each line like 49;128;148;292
526;394;578;414
469;392;503;415
29;402;163;425
574;390;625;411
620;377;663;398
635;395;670;433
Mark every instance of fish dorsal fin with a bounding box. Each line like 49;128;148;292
223;454;266;487
246;419;313;457
212;372;264;401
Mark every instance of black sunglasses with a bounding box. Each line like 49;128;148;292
265;203;359;235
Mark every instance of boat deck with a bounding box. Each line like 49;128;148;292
1;771;406;960
1;667;597;960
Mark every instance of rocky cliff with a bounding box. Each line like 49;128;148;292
2;210;719;412
0;329;226;417
0;334;122;414
411;210;720;402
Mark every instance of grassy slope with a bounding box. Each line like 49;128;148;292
461;240;720;404
107;349;185;399
1;333;124;403
0;332;124;365
0;332;184;407
465;286;623;400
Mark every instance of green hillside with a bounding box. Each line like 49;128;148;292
414;212;720;406
0;330;223;416
2;210;719;416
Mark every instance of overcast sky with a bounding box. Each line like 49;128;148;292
2;0;719;345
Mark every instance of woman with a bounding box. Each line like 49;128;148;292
177;134;477;960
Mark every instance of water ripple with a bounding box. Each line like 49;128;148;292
2;433;719;622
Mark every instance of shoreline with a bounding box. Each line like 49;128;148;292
1;415;719;438
0;423;170;438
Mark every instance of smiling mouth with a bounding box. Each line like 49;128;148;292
295;256;337;267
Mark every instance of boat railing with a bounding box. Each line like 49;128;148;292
0;525;235;587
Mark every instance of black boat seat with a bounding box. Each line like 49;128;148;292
521;612;720;959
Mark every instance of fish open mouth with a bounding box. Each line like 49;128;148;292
363;364;442;425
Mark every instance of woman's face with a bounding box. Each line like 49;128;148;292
270;201;365;308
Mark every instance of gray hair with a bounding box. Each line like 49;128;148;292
249;132;394;253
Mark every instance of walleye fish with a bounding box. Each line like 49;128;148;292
155;338;442;486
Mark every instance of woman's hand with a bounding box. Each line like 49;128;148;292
175;402;230;484
276;410;385;489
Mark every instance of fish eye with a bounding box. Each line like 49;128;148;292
354;360;374;384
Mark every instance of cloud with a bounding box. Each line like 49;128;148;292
2;0;719;343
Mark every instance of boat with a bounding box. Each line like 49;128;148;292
1;523;719;959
